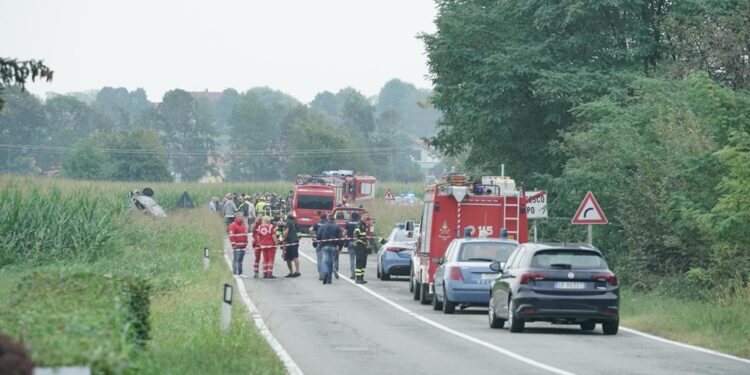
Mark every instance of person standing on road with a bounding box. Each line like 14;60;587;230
353;219;369;284
255;197;268;218
251;215;263;278
228;215;249;278
283;213;301;278
311;213;328;280
256;215;277;279
316;213;344;285
345;212;361;279
223;194;237;230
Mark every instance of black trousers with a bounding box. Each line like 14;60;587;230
355;242;367;277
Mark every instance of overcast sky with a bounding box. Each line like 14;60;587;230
1;0;437;103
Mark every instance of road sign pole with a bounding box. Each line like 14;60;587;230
533;221;538;242
587;224;592;245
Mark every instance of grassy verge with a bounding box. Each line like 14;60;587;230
621;288;750;358
0;176;285;374
362;198;422;238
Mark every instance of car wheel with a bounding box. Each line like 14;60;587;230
420;283;431;305
409;268;414;293
580;321;596;331
381;265;391;281
508;298;524;333
442;287;456;314
376;264;381;279
602;319;619;335
488;296;505;329
412;276;420;300
433;288;443;311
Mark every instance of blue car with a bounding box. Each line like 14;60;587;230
433;238;518;314
376;227;417;281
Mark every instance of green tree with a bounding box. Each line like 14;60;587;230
376;79;440;137
212;88;240;135
421;0;667;179
105;128;172;182
0;57;52;111
93;87;150;128
43;95;111;170
61;138;111;180
551;73;750;286
0;86;49;174
141;89;217;182
226;89;299;181
285;109;374;178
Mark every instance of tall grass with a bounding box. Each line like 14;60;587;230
0;182;123;266
621;288;750;358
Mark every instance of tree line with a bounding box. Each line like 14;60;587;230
423;0;750;298
0;79;441;182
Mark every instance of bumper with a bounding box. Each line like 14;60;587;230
445;283;491;305
382;256;411;276
513;292;619;322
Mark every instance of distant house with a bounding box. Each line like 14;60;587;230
189;89;223;103
410;139;442;181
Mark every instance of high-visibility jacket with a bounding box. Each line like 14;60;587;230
255;201;267;214
354;224;368;246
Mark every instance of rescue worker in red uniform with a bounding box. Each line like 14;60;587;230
254;215;277;279
251;215;263;278
228;215;249;278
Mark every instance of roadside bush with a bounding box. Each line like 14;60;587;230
0;272;150;374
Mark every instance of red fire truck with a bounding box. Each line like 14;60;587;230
320;170;377;203
291;183;336;234
410;174;531;304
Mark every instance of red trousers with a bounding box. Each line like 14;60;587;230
261;247;276;276
253;245;262;273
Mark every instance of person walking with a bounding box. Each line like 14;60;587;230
345;212;360;279
255;215;277;279
311;213;328;280
283;213;301;278
228;215;249;278
316;213;344;285
353;218;369;284
223;194;237;230
208;196;220;213
251;215;263;278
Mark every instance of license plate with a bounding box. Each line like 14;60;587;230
554;281;585;289
481;273;497;281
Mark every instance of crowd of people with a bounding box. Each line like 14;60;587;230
212;192;370;284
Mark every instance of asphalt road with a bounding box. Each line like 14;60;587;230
237;240;750;375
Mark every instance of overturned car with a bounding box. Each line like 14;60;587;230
129;187;167;217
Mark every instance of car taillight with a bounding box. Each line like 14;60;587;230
519;273;547;284
593;274;618;286
386;247;405;252
449;267;464;281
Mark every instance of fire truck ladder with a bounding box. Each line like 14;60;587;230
502;192;521;240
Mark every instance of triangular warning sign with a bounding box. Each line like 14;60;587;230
572;192;608;224
384;188;396;201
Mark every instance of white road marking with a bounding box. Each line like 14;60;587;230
619;327;750;365
298;250;576;375
223;242;304;375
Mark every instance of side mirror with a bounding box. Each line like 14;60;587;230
380;238;387;245
489;261;503;272
432;257;443;265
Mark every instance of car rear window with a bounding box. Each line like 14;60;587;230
531;250;605;269
297;195;334;210
457;243;516;262
391;230;417;242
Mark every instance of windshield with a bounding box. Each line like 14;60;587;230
297;195;334;210
457;242;516;262
390;229;417;243
531;250;606;269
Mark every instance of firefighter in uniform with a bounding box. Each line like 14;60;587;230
353;219;369;284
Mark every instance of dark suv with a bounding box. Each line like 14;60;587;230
487;243;619;335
